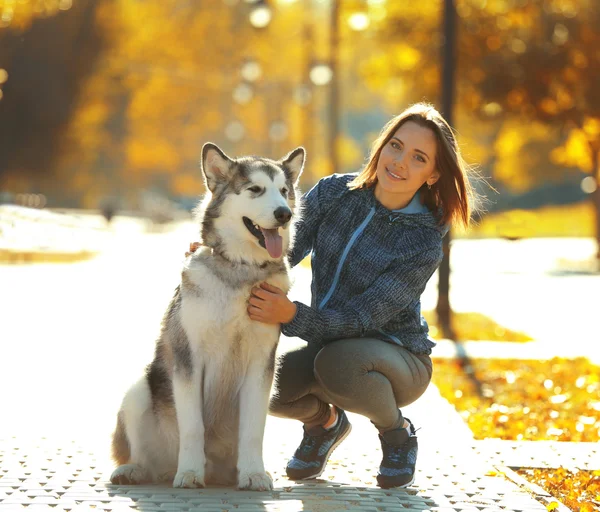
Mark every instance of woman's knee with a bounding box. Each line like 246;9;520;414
313;338;432;406
313;341;363;396
268;392;289;417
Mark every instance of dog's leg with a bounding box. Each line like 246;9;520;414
237;357;274;491
172;367;206;488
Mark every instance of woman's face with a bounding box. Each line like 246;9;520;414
375;121;440;202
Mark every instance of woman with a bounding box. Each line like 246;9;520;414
246;103;475;489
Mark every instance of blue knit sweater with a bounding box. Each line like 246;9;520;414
282;173;449;355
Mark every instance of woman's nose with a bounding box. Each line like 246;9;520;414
393;154;407;169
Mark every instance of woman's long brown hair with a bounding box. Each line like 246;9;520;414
349;103;474;228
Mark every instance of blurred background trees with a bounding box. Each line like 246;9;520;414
0;0;598;237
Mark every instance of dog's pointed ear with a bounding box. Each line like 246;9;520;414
280;147;305;185
201;143;235;192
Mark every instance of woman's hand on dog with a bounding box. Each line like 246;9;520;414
248;283;297;325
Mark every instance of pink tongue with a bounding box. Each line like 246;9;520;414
261;228;282;258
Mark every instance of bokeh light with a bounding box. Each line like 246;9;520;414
309;63;333;86
348;12;370;31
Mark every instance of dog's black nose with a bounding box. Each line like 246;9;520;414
274;207;292;224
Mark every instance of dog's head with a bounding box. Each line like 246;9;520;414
198;143;304;263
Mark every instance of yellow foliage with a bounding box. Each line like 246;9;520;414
127;139;181;172
310;156;334;181
454;111;496;167
539;98;559;115
335;135;364;171
385;2;439;21
432;356;600;443
583;117;600;137
170;174;203;197
392;44;422;71
518;468;600;512
555;86;574;111
0;0;68;31
76;102;110;127
493;120;553;192
550;128;593;172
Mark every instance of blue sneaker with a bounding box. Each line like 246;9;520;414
285;407;352;480
377;418;418;489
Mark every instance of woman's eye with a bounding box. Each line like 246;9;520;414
248;186;262;193
391;142;400;150
415;155;426;163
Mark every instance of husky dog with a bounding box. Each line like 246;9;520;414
110;143;304;491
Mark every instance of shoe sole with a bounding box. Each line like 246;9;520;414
376;471;416;489
291;422;353;481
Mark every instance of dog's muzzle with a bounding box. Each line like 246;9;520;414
243;213;290;259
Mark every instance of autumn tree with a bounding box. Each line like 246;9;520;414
457;0;600;259
56;0;329;207
352;0;600;338
0;0;107;203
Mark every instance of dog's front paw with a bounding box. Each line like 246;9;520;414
110;464;149;485
238;470;273;491
173;469;205;488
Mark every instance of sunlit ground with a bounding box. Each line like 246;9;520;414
0;216;598;445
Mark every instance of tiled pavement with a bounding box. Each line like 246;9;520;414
2;383;597;511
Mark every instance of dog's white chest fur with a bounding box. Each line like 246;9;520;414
179;256;289;357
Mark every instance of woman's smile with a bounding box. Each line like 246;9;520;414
384;167;406;181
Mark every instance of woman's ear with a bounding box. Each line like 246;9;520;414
427;169;441;187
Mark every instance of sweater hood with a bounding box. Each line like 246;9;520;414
363;186;449;237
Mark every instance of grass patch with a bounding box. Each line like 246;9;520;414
423;311;533;342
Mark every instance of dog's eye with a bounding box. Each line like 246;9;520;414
280;188;288;197
248;186;262;194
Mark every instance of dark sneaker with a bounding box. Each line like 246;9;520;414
377;417;418;489
285;407;352;480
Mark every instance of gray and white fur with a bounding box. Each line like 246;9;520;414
110;143;305;490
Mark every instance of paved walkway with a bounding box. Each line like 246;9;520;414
0;339;600;512
1;355;597;511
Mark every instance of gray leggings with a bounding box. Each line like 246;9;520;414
269;338;433;432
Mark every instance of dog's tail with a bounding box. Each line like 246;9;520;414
111;409;131;465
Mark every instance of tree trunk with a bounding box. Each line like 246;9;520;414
437;231;456;339
593;146;600;265
329;0;340;173
437;0;457;340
